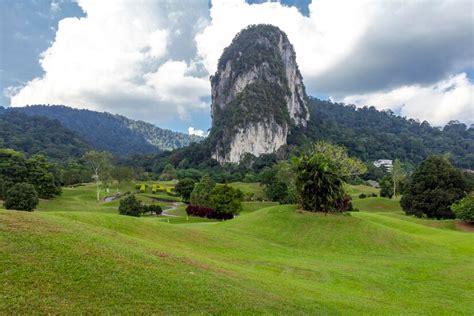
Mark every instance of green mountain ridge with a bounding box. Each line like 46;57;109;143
290;98;474;169
2;105;203;156
0;111;91;160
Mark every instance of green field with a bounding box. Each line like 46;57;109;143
1;183;473;314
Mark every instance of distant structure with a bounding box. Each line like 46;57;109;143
367;180;380;188
373;159;393;171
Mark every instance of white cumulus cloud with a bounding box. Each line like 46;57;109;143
340;73;474;126
196;0;473;125
9;0;210;126
196;0;374;77
7;0;474;128
188;127;208;137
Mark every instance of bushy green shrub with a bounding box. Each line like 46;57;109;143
190;175;216;208
139;184;146;193
209;185;244;217
118;195;143;217
4;183;39;211
359;193;367;199
174;178;195;203
165;187;179;197
451;194;474;223
145;204;162;215
380;176;394;198
401;156;468;219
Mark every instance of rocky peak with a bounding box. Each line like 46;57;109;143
208;24;309;163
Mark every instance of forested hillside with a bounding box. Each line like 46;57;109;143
7;105;202;156
289;98;474;169
0;111;91;160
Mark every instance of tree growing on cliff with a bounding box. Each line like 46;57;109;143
293;142;366;213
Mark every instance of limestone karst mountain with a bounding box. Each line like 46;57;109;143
208;24;309;163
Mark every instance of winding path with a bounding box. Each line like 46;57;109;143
161;202;181;217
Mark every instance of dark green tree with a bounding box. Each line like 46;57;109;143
401;156;468;219
209;185;244;217
260;161;297;204
265;181;290;204
190;175;216;207
144;204;163;216
4;183;39;211
118;195;143;217
0;149;28;199
380;176;394;198
159;164;177;181
62;159;91;185
111;166;134;183
26;154;61;199
174;178;195;203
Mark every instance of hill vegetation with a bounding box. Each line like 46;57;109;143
0;111;91;160
289;98;474;169
5;105;202;156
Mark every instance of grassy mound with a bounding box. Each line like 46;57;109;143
1;184;473;314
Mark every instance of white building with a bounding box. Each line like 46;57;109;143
373;159;393;171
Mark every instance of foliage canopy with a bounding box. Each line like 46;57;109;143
401;156;468;219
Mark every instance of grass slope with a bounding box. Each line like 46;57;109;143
1;185;473;314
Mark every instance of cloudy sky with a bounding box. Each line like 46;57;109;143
1;0;473;134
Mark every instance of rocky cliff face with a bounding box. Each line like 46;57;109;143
208;24;309;163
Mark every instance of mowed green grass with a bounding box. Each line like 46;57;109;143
1;183;473;314
228;182;267;200
345;184;379;198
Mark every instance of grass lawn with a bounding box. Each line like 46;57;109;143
241;201;279;214
345;184;380;198
228;182;267;200
1;183;473;314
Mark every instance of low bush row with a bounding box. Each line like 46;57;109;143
118;195;162;217
359;193;378;199
135;183;179;197
186;205;234;220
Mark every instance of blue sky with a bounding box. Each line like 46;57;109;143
0;0;84;106
1;0;472;134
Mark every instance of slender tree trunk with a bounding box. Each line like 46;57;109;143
393;179;396;198
95;171;100;203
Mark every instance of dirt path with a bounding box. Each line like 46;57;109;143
161;202;181;217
